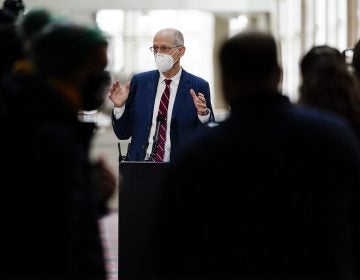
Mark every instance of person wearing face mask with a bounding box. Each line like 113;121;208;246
109;27;215;162
0;22;116;279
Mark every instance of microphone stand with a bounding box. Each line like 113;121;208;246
118;142;126;162
148;115;163;161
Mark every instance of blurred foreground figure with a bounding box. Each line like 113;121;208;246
2;0;24;18
0;0;23;80
153;30;360;279
299;45;360;140
0;22;114;279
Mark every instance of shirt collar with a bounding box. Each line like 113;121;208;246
159;67;182;85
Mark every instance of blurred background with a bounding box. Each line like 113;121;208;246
20;0;360;209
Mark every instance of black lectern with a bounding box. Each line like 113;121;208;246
119;161;170;279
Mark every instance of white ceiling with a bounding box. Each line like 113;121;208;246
24;0;276;14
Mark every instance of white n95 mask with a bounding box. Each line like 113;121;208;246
155;48;180;73
155;53;174;73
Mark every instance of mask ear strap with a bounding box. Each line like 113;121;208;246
169;47;180;56
172;49;180;64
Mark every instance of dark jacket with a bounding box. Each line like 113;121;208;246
0;72;107;279
154;91;360;279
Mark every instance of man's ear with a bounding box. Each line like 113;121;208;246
179;46;186;57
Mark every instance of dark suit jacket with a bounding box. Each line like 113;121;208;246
153;91;360;279
0;72;107;279
112;69;215;161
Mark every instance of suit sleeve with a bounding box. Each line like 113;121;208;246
111;77;137;140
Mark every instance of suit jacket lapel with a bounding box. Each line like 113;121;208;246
146;71;160;121
172;69;189;119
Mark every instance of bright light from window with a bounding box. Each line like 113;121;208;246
96;10;124;34
96;10;125;73
229;15;248;36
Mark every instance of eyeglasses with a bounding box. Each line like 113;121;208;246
149;45;182;53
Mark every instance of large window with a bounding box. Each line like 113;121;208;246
96;1;348;107
277;0;347;101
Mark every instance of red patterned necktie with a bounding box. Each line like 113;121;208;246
153;79;172;162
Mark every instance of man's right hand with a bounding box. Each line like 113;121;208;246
108;80;130;108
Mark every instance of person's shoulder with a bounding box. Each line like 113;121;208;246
291;103;350;129
132;69;159;80
289;103;359;144
171;123;223;163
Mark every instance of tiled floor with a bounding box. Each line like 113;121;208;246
100;210;119;280
90;114;124;280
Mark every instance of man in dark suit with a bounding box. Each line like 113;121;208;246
109;28;215;161
153;30;360;279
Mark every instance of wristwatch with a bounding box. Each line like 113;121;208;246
198;108;210;116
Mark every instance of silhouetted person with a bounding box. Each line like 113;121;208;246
0;23;22;79
0;1;23;80
0;7;54;84
152;30;360;279
352;40;360;81
0;8;56;95
0;22;114;279
17;8;53;57
299;45;360;140
0;0;25;76
2;0;24;18
351;40;360;127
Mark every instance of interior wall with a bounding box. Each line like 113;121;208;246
21;0;359;106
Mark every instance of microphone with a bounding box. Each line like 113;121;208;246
125;142;131;161
153;115;164;144
118;142;127;162
148;115;164;161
